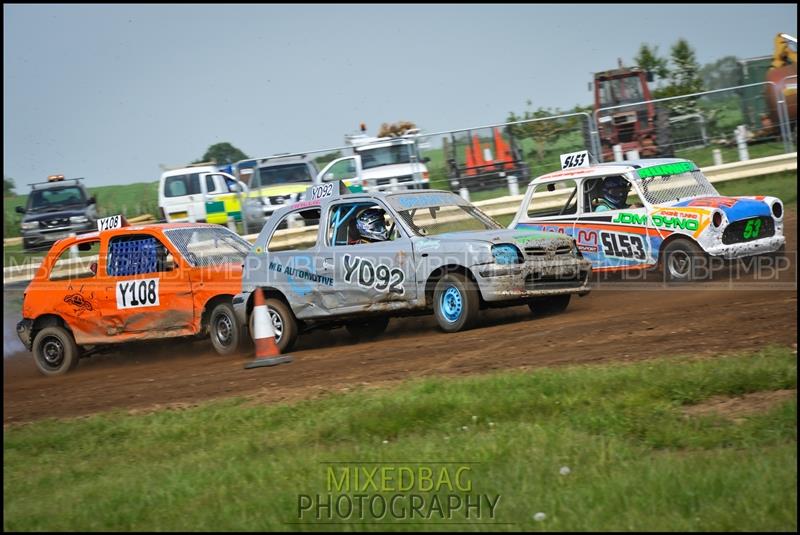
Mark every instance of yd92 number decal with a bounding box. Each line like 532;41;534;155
343;255;404;294
310;183;334;200
600;232;646;260
116;278;160;309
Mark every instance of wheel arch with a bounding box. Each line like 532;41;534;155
424;265;481;308
657;233;703;266
200;294;235;332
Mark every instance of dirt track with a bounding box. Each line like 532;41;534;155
4;212;797;424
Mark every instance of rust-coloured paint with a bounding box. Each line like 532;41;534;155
21;224;242;346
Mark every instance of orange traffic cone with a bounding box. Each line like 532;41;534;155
244;288;293;369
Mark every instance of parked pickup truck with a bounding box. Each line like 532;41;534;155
233;182;592;352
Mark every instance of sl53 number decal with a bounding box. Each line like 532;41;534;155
116;278;159;309
310;183;334;200
600;232;646;260
342;255;404;294
560;150;590;170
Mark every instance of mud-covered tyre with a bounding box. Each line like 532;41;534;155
661;239;706;282
345;317;390;341
249;298;298;353
32;326;79;376
433;272;480;333
209;302;242;356
528;294;571;317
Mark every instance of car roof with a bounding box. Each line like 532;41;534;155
54;222;221;245
160;166;217;179
256;154;314;167
530;158;690;184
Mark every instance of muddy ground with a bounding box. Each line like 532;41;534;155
4;212;797;424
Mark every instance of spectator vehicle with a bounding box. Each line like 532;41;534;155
158;164;247;224
16;175;98;251
16;218;251;376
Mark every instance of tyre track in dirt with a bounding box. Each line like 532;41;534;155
4;212;797;424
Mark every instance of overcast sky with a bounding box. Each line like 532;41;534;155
3;3;797;188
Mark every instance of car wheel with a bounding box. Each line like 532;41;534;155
209;302;242;356
528;294;571;317
345;317;390;341
32;326;79;376
433;272;480;333
661;239;706;282
249;298;298;353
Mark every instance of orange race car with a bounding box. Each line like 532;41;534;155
16;218;252;376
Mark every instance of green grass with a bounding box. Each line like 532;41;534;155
4;347;796;531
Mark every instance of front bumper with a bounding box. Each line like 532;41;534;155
21;222;95;248
475;257;593;301
17;319;33;351
705;235;786;260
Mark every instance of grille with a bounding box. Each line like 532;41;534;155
376;175;414;186
41;218;69;229
721;216;775;245
524;245;573;257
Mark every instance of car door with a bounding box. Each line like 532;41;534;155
318;199;416;313
575;176;653;270
200;172;243;224
98;231;195;338
513;178;579;242
316;155;365;191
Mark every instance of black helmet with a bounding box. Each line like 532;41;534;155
355;208;388;241
602;176;630;208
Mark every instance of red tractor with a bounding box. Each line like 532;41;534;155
592;65;674;161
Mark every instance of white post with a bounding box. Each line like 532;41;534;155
389;177;399;193
625;149;640;160
612;144;624;162
506;174;519;196
735;125;750;161
69;233;79;259
459;187;471;202
712;148;723;166
226;216;236;232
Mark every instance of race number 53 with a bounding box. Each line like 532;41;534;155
116;278;160;309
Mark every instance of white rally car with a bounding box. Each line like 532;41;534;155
510;152;786;281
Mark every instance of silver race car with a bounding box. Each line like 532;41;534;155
234;183;592;351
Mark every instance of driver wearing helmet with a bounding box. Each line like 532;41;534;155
351;207;390;244
594;176;635;212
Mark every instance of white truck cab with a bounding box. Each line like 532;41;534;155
316;131;430;192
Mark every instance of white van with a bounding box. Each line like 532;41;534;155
158;165;248;224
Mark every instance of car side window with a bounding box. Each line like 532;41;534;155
267;208;321;252
107;234;173;276
327;202;400;246
48;240;101;281
322;159;358;182
583;176;640;213
527;180;579;218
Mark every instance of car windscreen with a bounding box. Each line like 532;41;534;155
254;163;313;188
28;186;86;212
397;204;503;237
163;227;252;267
358;145;412;170
637;167;719;205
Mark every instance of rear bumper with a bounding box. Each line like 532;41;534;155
17;319;33;351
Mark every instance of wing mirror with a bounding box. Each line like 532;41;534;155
15;206;25;214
